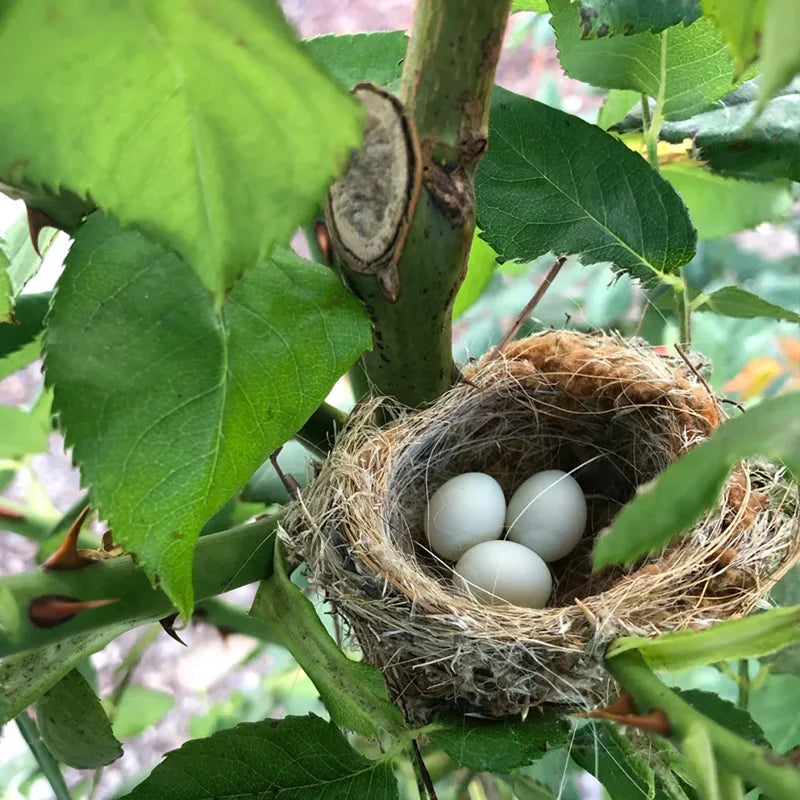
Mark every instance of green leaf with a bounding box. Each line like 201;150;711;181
510;774;559;800
701;0;766;75
111;686;173;740
121;714;399;800
676;689;766;742
513;1;550;12
568;1;701;38
771;566;800;607
0;0;361;298
44;214;370;617
0;404;50;458
661;163;791;240
681;723;721;800
749;673;800;752
306;31;407;94
34;669;122;769
453;230;499;319
240;439;315;504
0;624;133;726
696;286;800;322
550;1;749;120
598;89;641;129
428;711;570;771
0;214;57;321
0;292;50;361
476;87;696;284
571;723;655;800
593;393;800;568
757;0;800;111
251;542;405;738
607;605;800;669
651;93;800;181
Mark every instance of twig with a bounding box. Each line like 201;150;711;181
15;712;72;800
487;255;567;362
673;344;717;412
270;448;302;501
412;739;440;800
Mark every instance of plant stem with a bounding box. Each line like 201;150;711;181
606;651;800;800
0;512;281;656
738;660;750;710
640;94;658;170
15;712;71;800
679;268;692;345
342;0;512;407
296;401;348;458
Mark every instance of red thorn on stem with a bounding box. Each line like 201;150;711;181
159;613;188;646
25;205;59;257
315;220;332;265
42;505;94;571
0;506;26;522
575;691;672;736
28;595;117;628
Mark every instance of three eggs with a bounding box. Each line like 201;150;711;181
425;470;587;608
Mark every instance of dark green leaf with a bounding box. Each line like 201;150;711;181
477;87;696;284
35;669;122;768
0;0;361;297
697;286;800;322
572;723;655;800
251;543;405;739
550;0;749;119
112;686;173;740
675;689;766;742
0;625;133;727
570;0;701;38
661;164;791;240
241;439;315;504
701;0;765;75
653;94;800;181
757;0;800;111
306;31;407;93
44;214;371;616
429;711;570;771
453;230;499;319
0;292;50;361
121;714;399;800
607;605;800;669
772;566;800;607
510;774;559;799
593;393;800;568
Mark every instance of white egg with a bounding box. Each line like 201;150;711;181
454;540;552;608
506;469;587;562
426;472;506;561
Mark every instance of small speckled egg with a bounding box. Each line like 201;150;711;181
425;472;506;561
506;470;587;562
454;540;552;608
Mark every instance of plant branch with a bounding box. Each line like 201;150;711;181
0;497;60;540
606;651;800;800
0;512;281;656
339;0;512;407
15;712;71;800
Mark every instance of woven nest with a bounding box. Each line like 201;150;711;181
283;331;799;724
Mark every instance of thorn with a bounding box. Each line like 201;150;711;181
270;447;301;501
315;220;332;265
28;595;117;628
159;613;188;646
575;691;671;736
25;205;59;257
0;506;26;522
42;505;94;570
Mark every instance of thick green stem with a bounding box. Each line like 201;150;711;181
0;513;280;656
296;401;348;458
15;712;71;800
606;651;800;800
738;659;751;710
345;0;511;407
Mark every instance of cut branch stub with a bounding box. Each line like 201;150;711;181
325;83;422;303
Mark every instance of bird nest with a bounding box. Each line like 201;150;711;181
282;331;799;724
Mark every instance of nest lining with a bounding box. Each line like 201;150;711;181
283;331;799;723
